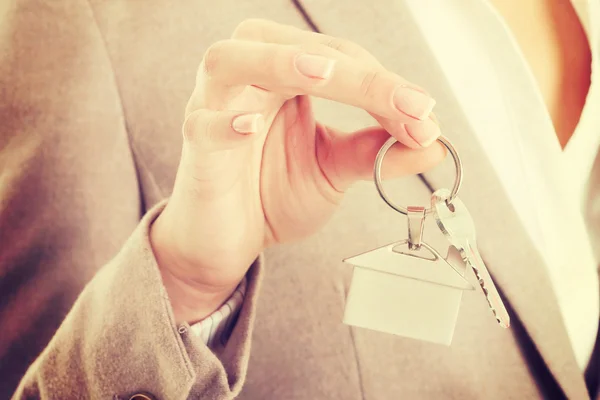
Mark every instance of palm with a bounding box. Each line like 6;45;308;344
260;95;341;245
182;93;341;284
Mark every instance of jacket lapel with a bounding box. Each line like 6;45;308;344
295;0;589;398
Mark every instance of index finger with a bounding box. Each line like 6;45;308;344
230;20;440;147
232;19;382;67
203;40;436;124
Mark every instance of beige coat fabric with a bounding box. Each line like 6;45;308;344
1;0;598;398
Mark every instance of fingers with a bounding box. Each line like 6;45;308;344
201;40;436;123
232;18;381;67
316;125;447;191
229;19;440;148
183;108;264;152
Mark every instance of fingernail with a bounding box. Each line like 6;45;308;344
232;114;264;134
393;86;436;121
295;54;336;79
405;116;441;147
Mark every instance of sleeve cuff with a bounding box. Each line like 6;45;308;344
14;199;264;400
189;277;248;347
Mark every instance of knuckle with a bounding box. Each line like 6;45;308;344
182;111;202;143
202;40;228;77
323;35;380;65
324;37;349;53
250;45;286;84
183;110;227;150
232;18;266;39
296;42;321;55
359;70;380;98
204;112;222;144
267;51;287;81
182;110;214;144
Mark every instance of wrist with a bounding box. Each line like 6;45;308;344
149;211;242;324
158;264;238;324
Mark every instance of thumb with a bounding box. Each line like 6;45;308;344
316;125;447;191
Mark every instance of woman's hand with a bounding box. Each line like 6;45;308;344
150;19;446;323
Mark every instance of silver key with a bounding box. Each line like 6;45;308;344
432;189;510;328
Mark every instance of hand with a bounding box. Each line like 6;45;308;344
150;19;446;323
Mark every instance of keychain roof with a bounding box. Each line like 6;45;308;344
343;240;473;290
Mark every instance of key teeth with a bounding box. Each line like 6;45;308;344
470;260;505;327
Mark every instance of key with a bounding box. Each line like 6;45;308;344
432;189;510;328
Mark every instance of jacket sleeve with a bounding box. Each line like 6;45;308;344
12;201;263;400
3;0;262;397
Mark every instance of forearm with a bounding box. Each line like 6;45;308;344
13;203;263;399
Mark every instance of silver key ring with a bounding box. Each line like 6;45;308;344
373;135;463;215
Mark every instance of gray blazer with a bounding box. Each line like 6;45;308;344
2;0;599;398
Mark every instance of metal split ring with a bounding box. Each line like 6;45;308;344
373;135;463;215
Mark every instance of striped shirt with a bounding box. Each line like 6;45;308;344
189;278;247;347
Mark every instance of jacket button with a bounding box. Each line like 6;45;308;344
129;394;155;400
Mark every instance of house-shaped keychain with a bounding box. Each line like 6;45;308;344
343;240;474;345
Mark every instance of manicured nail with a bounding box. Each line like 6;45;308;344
295;54;336;79
232;114;264;134
405;116;441;147
393;86;436;121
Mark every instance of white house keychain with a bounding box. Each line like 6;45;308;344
343;136;509;346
